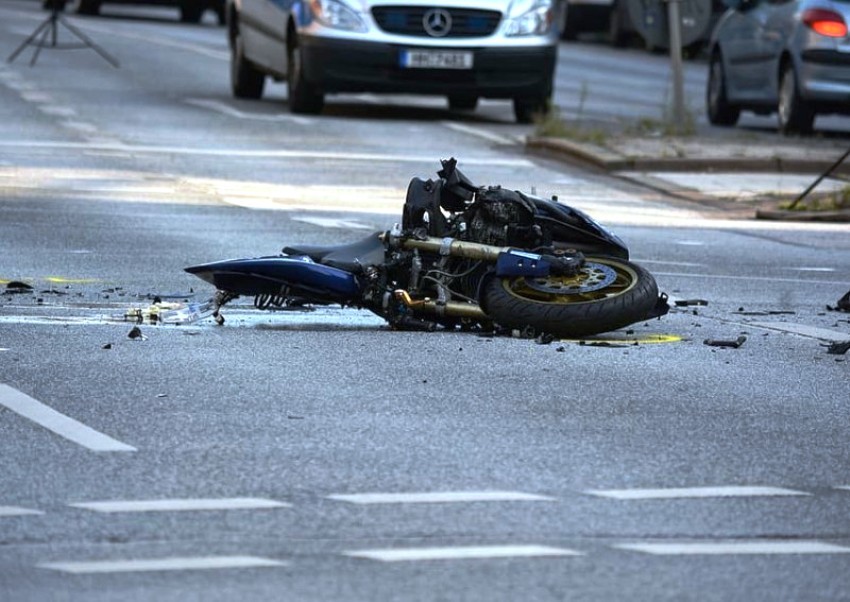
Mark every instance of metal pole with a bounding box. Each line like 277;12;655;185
666;0;685;132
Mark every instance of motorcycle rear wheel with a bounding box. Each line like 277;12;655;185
480;257;659;338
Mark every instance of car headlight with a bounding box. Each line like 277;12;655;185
505;0;555;36
308;0;367;32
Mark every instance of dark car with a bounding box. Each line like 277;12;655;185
707;0;850;134
45;0;224;24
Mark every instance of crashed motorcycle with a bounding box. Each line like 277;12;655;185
185;159;667;338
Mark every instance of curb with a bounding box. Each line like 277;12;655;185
527;136;850;222
527;136;850;175
754;208;850;222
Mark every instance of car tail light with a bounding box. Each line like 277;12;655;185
802;8;848;37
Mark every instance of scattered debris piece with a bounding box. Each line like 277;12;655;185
704;336;747;349
733;310;796;316
122;300;215;325
102;343;113;350
535;333;555;345
156;393;168;398
824;341;850;355
5;281;33;294
127;326;146;340
556;346;566;352
827;290;850;312
675;299;708;307
579;341;628;348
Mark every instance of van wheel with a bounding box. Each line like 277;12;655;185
513;96;548;124
287;35;324;114
231;28;265;99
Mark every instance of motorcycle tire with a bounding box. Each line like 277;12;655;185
480;256;659;338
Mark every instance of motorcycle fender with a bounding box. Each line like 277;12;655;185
494;249;551;277
185;256;361;300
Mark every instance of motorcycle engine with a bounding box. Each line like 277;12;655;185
466;187;540;247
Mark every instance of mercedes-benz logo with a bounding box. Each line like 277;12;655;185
422;8;452;37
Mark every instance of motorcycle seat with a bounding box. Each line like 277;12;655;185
283;232;385;273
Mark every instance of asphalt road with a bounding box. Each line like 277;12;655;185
1;3;850;601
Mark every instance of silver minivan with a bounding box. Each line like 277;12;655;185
707;0;850;133
226;0;560;122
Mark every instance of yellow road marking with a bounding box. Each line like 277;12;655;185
562;334;683;345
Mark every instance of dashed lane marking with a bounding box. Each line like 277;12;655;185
440;121;519;145
615;541;850;556
0;506;43;517
344;545;582;562
585;486;810;500
38;556;287;574
290;216;375;230
0;384;136;452
327;491;556;505
70;498;291;513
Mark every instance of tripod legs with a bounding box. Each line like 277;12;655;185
6;10;119;68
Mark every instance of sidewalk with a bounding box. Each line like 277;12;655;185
527;126;850;222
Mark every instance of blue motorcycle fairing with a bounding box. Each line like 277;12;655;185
184;255;361;301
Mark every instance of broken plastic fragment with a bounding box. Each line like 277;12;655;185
824;341;850;355
674;299;708;307
122;300;214;325
4;281;33;294
704;336;746;349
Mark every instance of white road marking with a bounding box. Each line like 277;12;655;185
345;545;581;562
616;541;850;555
290;216;374;230
70;498;290;513
185;98;313;125
786;267;836;272
585;486;810;500
39;105;77;117
675;240;706;246
655;272;848;287
328;491;556;505
0;348;9;352
0;506;43;517
20;91;52;103
632;259;704;267
38;556;287;574
440;122;519;145
0;384;136;452
61;121;99;133
0;140;534;166
748;322;850;343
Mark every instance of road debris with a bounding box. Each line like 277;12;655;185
127;326;146;340
704;336;747;349
4;281;33;294
674;299;709;307
122;300;214;325
827;290;850;312
824;341;850;355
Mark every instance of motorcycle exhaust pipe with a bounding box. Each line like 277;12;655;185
394;290;487;320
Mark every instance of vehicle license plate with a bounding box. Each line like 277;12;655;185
400;50;473;69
